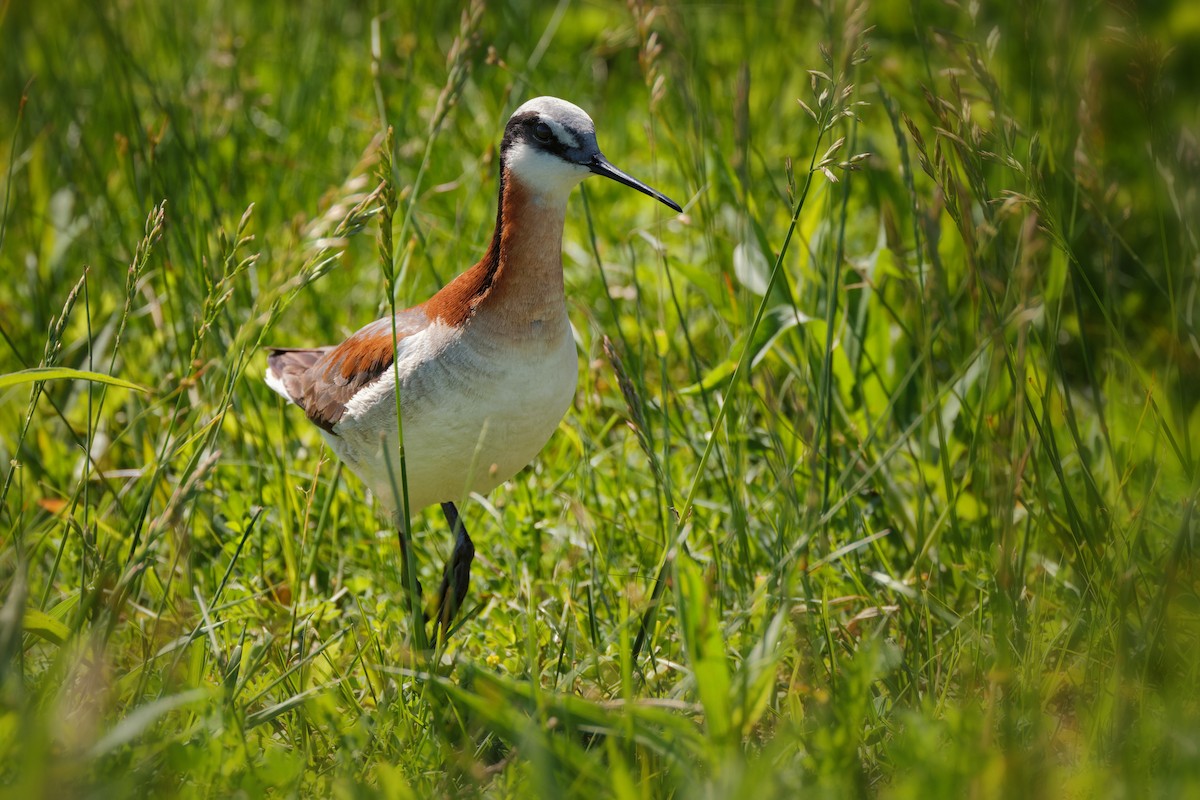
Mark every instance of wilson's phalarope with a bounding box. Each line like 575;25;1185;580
266;96;681;635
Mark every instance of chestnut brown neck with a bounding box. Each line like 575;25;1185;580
422;168;569;339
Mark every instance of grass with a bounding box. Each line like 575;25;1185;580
2;0;1198;796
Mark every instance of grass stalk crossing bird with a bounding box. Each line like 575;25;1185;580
265;97;681;637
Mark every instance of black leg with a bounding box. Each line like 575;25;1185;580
433;501;474;636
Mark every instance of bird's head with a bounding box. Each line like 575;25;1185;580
501;96;682;212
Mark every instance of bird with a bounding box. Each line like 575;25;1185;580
265;96;681;638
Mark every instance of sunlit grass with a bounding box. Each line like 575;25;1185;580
2;0;1197;796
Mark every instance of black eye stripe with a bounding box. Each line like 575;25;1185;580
533;122;553;142
500;110;572;158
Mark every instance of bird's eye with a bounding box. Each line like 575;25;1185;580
532;122;553;143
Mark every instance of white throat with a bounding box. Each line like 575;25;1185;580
505;141;590;205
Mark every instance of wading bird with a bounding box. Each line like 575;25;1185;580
266;96;681;637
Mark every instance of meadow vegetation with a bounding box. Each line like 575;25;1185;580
2;0;1198;795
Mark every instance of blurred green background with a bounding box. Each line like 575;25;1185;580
2;0;1198;796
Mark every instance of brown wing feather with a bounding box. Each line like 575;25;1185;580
266;348;327;392
267;309;434;433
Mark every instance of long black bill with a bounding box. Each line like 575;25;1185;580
589;154;683;213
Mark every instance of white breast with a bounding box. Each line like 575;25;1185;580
325;320;578;516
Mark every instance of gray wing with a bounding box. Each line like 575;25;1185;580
266;309;431;433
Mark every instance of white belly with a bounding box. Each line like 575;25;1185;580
325;320;578;515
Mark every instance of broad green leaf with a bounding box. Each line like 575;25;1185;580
681;305;811;395
88;688;209;757
675;554;732;748
733;241;770;295
0;367;149;393
22;607;70;646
